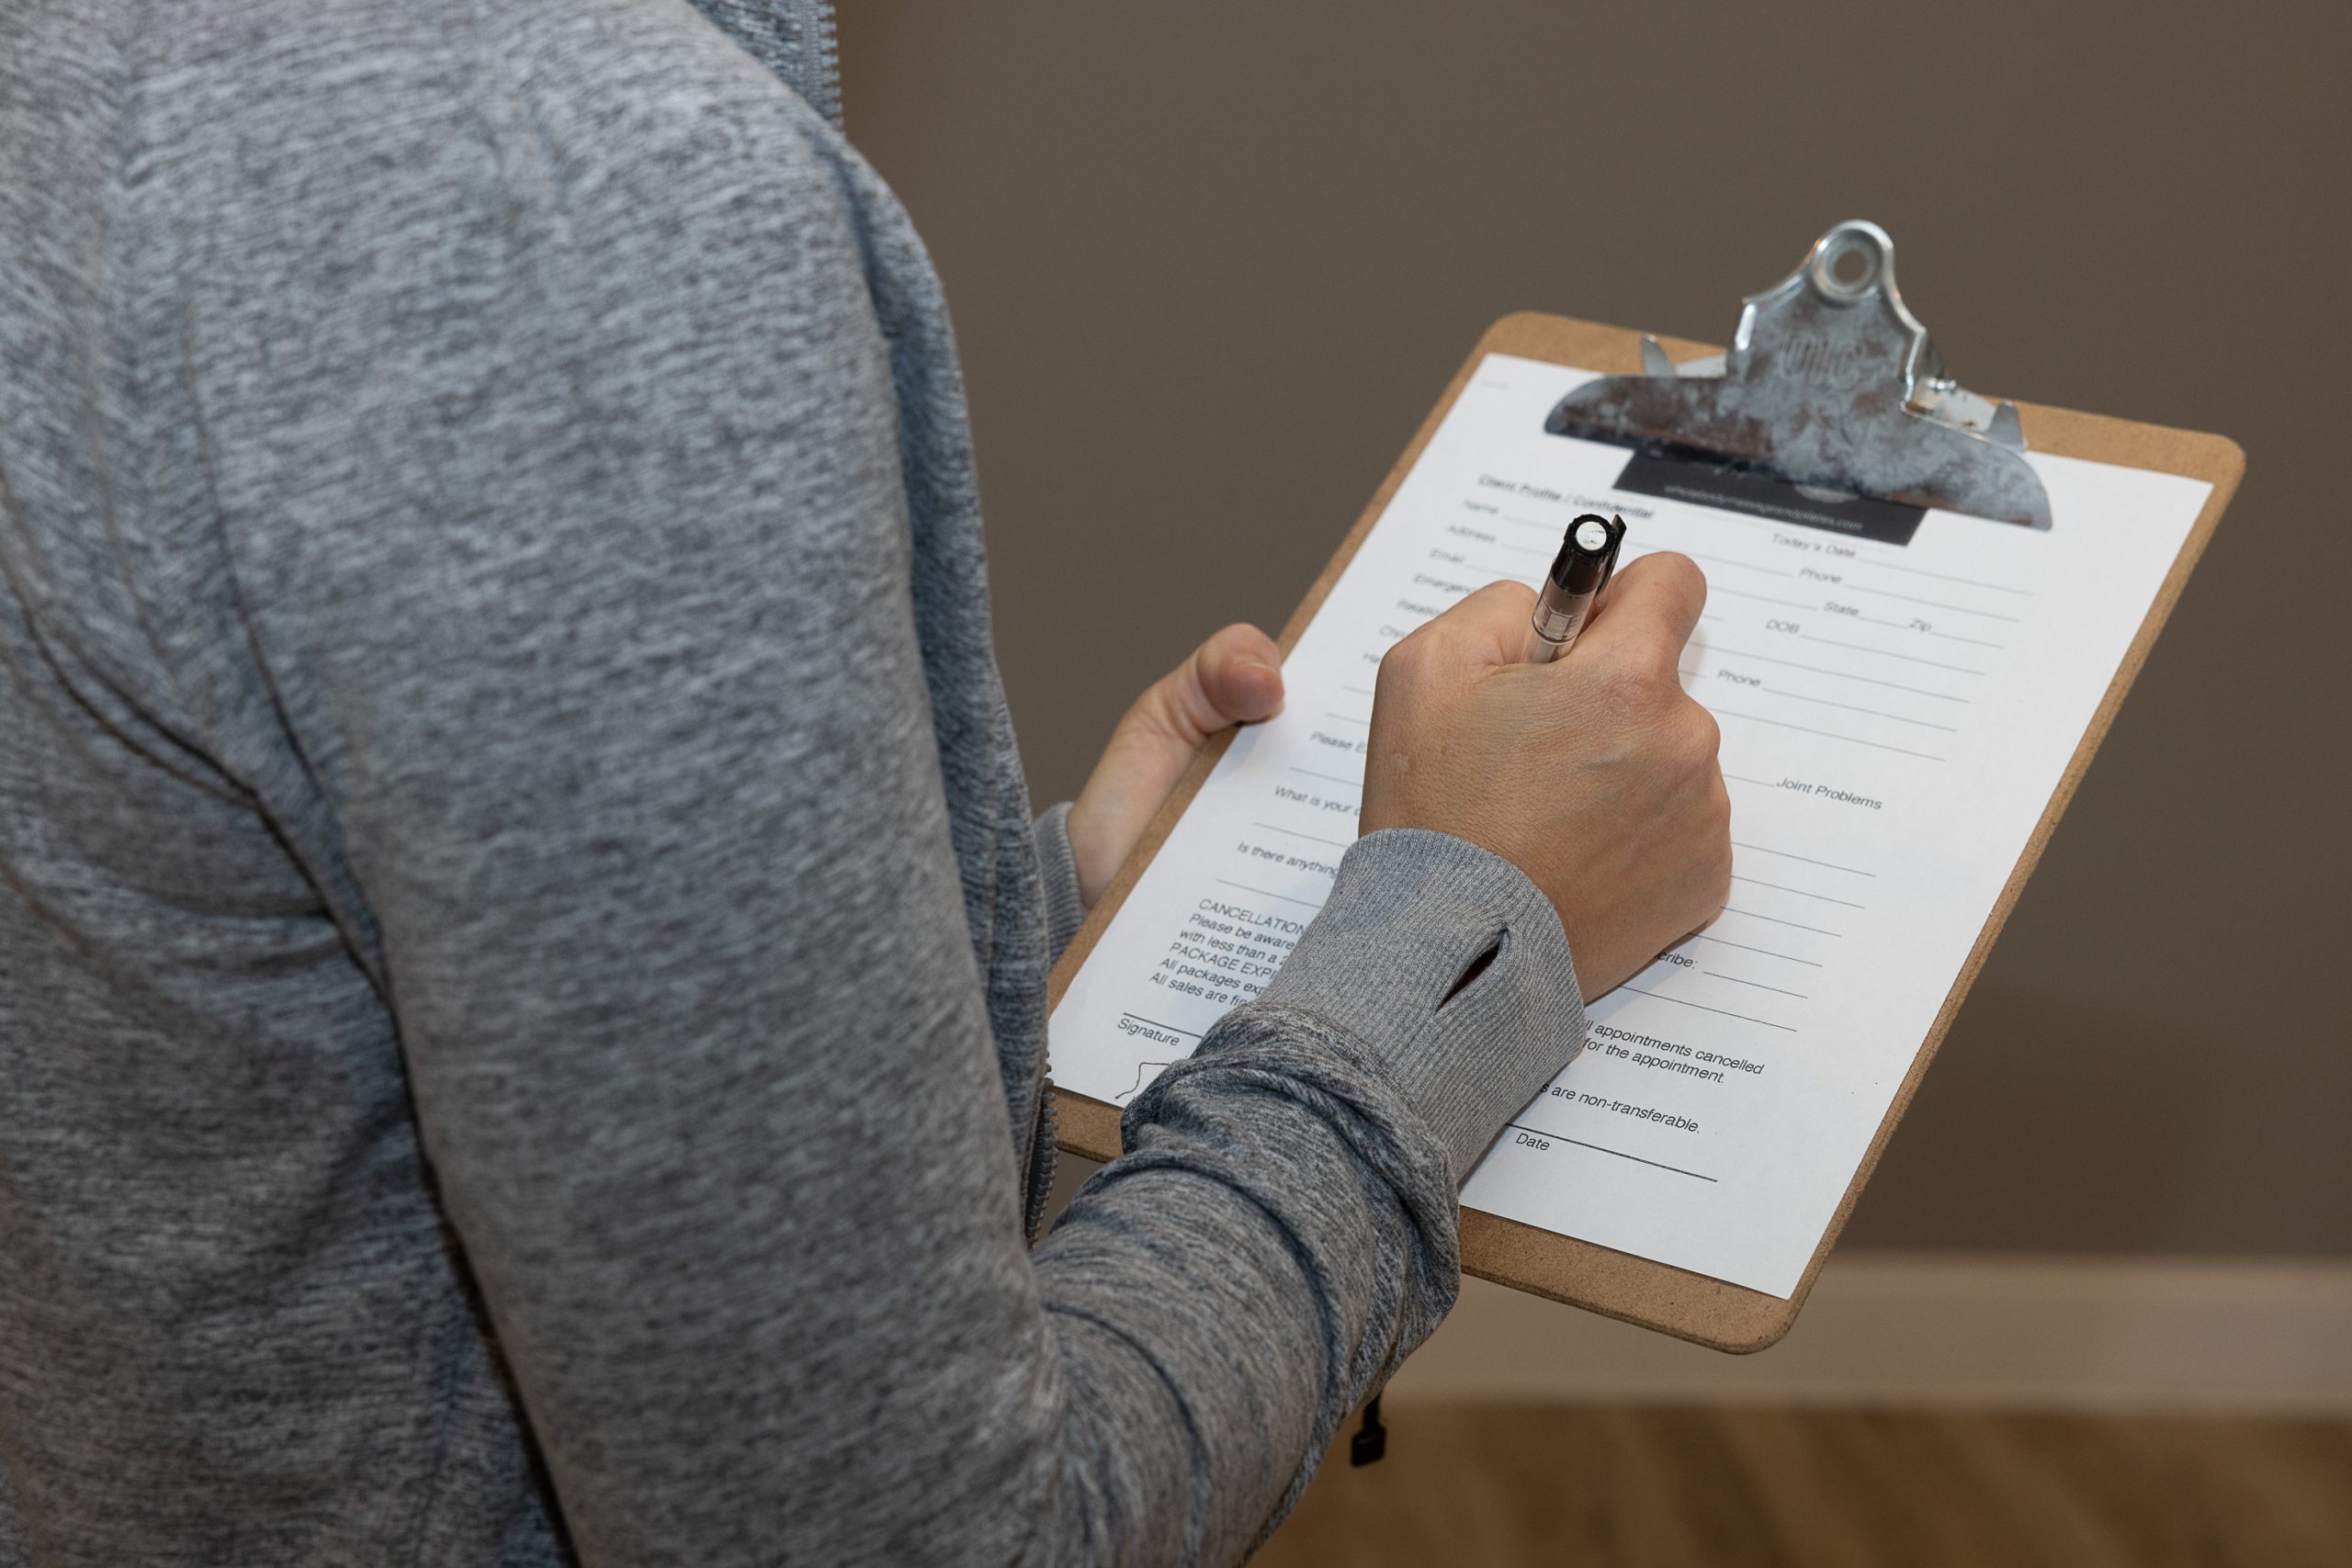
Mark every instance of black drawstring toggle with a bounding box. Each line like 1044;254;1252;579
1349;1394;1386;1466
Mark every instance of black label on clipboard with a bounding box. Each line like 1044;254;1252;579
1613;452;1926;546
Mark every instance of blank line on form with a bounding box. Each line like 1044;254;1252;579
1619;986;1800;1032
1213;879;1324;908
1251;821;1352;849
1731;841;1874;877
1714;707;1948;761
1730;874;1867;909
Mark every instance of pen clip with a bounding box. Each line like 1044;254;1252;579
1592;513;1626;604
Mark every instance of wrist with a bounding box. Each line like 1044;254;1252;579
1243;829;1588;1184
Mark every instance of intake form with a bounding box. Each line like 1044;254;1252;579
1048;354;2211;1298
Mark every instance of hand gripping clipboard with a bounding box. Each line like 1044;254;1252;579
1046;223;2243;1351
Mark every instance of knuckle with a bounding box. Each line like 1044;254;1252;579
1687;703;1724;761
1659;702;1719;772
1707;782;1735;835
1707;826;1734;877
1682;828;1735;918
1379;631;1424;678
1376;629;1438;694
1630;661;1684;706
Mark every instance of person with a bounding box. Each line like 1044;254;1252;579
0;2;1730;1563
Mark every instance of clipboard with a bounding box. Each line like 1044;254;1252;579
1045;223;2244;1352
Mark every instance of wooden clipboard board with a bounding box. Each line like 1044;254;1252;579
1046;310;2244;1353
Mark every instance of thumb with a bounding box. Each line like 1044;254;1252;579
1145;623;1284;742
1068;624;1284;906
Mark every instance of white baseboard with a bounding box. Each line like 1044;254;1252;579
1387;1254;2352;1414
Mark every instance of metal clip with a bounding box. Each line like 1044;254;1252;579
1545;221;2051;528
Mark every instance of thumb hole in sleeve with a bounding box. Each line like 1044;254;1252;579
1439;931;1508;1006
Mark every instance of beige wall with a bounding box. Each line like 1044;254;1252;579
838;1;2349;1257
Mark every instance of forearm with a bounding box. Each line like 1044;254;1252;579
1019;829;1585;1562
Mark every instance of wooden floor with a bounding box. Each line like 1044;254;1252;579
1250;1404;2352;1567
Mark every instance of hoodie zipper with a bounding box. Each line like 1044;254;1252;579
1023;1080;1058;1246
793;0;842;127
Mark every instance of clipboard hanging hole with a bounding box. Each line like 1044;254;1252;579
1811;231;1883;303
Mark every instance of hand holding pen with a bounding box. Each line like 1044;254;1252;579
1360;533;1730;998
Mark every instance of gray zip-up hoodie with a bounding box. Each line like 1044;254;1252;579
0;2;1587;1562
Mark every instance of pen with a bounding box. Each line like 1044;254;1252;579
1521;513;1626;663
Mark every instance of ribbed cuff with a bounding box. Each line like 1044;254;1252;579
1033;801;1090;963
1244;829;1589;1185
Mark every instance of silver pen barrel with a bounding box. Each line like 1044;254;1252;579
1523;580;1599;663
1521;513;1624;663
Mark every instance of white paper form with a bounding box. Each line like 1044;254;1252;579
1049;353;2210;1298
